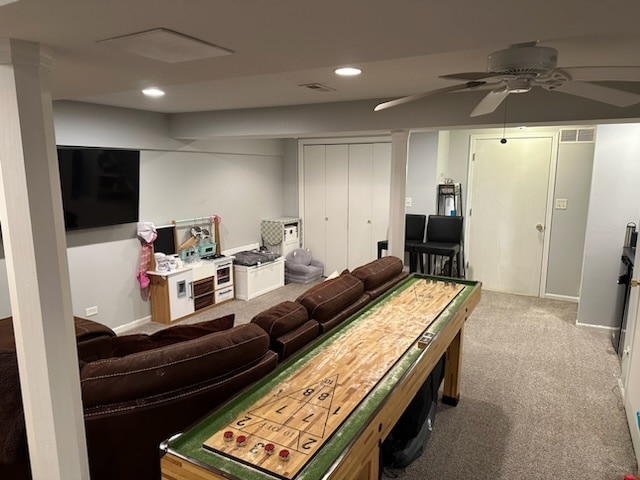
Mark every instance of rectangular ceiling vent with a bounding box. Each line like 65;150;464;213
299;83;336;93
560;128;595;143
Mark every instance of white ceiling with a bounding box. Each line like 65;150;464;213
2;0;640;115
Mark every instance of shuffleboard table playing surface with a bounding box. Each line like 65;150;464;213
161;274;481;480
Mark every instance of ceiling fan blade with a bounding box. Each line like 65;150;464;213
560;66;640;82
440;71;498;81
551;80;640;107
469;88;510;117
374;81;486;111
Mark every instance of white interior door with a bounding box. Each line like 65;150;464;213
347;143;391;270
372;142;392;257
348;144;374;270
467;136;554;295
624;280;640;464
324;145;349;275
303;145;326;273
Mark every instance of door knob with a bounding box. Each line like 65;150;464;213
536;223;544;232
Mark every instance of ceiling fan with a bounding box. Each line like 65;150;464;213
374;42;640;117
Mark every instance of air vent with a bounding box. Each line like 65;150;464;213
299;83;336;93
577;128;595;142
560;128;595;143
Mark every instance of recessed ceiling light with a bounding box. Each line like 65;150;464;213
142;88;165;97
335;67;362;76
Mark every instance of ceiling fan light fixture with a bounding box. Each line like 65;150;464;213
506;78;532;94
335;67;362;76
142;87;165;97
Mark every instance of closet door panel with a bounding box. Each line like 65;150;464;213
324;145;349;275
371;143;392;260
348;144;374;271
303;145;327;273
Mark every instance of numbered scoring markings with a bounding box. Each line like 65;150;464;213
226;376;337;454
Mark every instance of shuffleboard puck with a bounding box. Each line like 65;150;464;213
278;449;290;462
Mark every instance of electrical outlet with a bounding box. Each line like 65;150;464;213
85;306;98;317
405;197;412;207
555;198;568;210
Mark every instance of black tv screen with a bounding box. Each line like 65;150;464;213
57;146;140;230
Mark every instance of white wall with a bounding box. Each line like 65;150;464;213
578;124;640;327
545;142;594;298
282;139;299;218
406;131;439;216
0;102;286;329
140;150;283;249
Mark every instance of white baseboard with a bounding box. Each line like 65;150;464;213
113;315;152;334
543;293;579;303
574;321;616;331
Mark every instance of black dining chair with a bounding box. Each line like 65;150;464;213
377;214;426;271
413;215;464;277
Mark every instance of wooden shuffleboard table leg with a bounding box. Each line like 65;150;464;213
442;324;464;406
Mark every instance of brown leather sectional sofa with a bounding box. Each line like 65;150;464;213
0;256;407;480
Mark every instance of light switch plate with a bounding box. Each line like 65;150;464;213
405;197;412;207
555;198;568;210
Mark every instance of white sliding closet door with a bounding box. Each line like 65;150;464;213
303;145;326;273
347;144;391;270
303;145;348;276
325;145;349;275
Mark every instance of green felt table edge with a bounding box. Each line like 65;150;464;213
164;274;480;480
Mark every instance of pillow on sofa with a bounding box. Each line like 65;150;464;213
80;323;268;408
251;301;309;339
351;257;404;292
296;273;364;324
110;314;235;357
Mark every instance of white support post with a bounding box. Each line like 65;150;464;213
0;38;89;479
388;130;409;261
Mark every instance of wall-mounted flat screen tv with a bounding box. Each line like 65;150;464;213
57;146;140;230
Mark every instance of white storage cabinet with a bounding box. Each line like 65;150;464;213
234;257;285;301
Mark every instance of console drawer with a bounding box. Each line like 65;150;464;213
194;293;214;311
193;277;214;297
215;286;234;304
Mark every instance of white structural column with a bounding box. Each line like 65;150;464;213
0;39;89;478
388;130;409;260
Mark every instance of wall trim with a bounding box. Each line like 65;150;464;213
544;293;579;303
113;315;152;334
575;321;616;331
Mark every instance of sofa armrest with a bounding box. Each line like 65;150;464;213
273;320;320;361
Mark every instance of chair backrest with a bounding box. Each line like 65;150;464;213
405;214;426;242
426;215;463;243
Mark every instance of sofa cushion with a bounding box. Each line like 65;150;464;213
80;322;266;408
351;256;404;292
110;314;235;357
296;273;364;324
251;301;309;339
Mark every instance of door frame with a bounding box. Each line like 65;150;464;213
465;132;559;297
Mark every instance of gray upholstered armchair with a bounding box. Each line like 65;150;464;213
284;248;324;284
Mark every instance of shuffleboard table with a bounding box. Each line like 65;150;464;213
161;274;481;480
